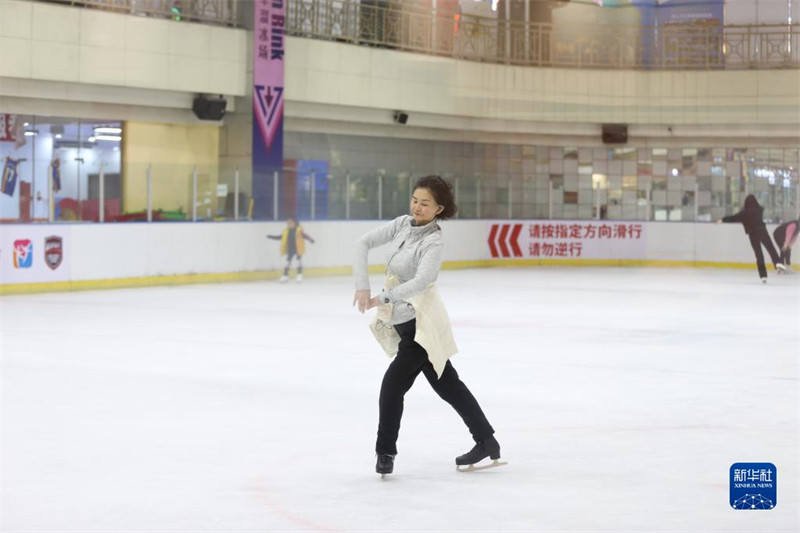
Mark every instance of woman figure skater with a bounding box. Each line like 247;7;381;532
353;175;502;477
267;217;315;283
721;194;787;282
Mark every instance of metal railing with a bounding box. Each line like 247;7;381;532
287;0;799;70
35;0;238;27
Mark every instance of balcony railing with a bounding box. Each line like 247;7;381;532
287;0;799;70
34;0;238;27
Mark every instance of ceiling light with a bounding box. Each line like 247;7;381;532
88;136;96;142
24;130;37;136
94;126;122;134
95;135;122;142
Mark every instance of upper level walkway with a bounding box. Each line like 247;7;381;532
287;0;799;70
30;0;238;27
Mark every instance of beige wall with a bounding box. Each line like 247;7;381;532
122;122;220;217
285;36;800;127
0;0;247;96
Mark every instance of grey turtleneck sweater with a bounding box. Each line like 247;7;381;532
354;215;444;325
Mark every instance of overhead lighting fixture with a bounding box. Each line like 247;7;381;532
95;135;122;142
88;136;96;142
55;133;62;139
24;130;38;136
94;126;122;135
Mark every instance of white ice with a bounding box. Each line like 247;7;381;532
1;267;798;532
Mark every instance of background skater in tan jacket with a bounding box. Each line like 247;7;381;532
353;175;503;477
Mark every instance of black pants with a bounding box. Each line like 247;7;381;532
773;226;792;266
283;253;302;276
748;227;781;278
376;319;494;455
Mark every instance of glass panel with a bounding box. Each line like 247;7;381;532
455;175;478;219
348;173;379;220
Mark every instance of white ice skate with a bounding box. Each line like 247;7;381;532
776;263;789;274
279;275;289;283
296;274;303;283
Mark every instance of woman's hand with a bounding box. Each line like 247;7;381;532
353;291;382;313
353;290;371;313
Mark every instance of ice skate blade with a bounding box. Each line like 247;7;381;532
456;459;508;472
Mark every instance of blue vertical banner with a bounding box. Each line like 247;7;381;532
2;157;20;197
252;0;285;220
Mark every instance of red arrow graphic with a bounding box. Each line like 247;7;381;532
488;224;499;258
510;224;523;257
498;224;511;257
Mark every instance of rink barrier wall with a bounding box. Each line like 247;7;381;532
0;260;766;296
0;221;786;295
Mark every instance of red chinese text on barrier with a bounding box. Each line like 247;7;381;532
529;223;643;240
529;242;584;258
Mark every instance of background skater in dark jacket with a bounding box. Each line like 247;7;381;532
772;217;799;271
721;194;788;282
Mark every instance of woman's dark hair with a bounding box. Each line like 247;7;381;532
744;194;759;210
413;175;458;220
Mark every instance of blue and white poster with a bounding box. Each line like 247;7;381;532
730;463;777;510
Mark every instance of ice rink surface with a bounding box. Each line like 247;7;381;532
1;267;798;532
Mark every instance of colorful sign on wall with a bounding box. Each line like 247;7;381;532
1;225;70;284
252;0;286;220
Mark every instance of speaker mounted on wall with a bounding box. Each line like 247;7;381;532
601;124;627;144
193;95;227;121
393;111;409;125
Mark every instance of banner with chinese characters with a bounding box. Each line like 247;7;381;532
487;221;647;261
252;0;285;220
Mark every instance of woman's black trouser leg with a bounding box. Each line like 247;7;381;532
376;319;494;455
421;360;494;443
749;233;767;278
376;321;427;455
